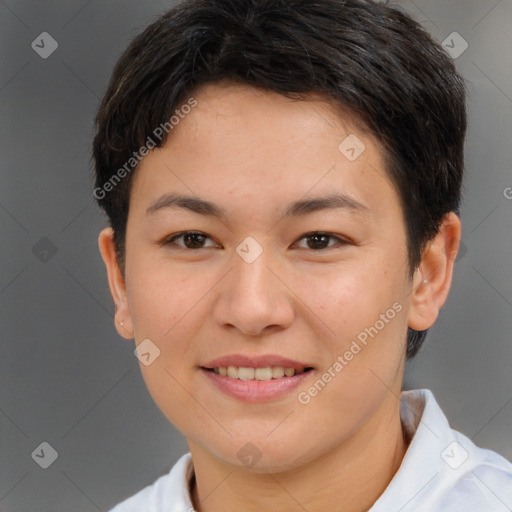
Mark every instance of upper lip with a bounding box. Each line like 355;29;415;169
202;354;313;371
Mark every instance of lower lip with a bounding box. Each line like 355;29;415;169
200;368;314;403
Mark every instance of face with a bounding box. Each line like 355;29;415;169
99;82;453;473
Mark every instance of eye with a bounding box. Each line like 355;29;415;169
293;232;350;250
161;231;220;250
160;231;350;251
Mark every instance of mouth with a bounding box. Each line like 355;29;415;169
199;355;316;402
201;366;314;380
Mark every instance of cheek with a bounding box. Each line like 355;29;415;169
125;258;207;429
125;254;206;337
294;260;402;333
296;259;409;389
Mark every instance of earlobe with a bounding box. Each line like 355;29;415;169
98;227;134;339
407;212;462;332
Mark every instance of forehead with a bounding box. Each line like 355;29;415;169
182;81;372;147
130;82;399;222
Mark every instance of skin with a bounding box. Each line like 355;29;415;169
99;82;461;512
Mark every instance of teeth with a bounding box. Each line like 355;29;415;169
272;366;285;378
211;366;307;380
238;367;254;380
255;367;272;380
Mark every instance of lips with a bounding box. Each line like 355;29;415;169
201;353;314;371
199;353;316;402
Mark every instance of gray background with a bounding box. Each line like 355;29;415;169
1;1;511;510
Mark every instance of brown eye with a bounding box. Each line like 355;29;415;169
163;231;218;250
294;232;349;250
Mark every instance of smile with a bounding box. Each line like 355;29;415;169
200;366;315;403
205;366;313;380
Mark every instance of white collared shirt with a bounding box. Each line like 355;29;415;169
109;389;512;511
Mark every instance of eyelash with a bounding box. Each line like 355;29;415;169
161;231;351;251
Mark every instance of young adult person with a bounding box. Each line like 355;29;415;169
92;1;512;510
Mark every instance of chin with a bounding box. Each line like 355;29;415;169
211;438;317;474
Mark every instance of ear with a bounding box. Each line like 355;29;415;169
408;212;462;331
98;227;134;339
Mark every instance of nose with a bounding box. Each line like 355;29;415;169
212;245;295;337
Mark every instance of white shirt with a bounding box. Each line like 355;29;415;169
109;389;512;511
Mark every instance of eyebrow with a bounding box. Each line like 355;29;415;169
146;192;370;219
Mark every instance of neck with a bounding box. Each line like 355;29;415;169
188;392;408;512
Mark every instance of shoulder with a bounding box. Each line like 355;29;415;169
372;389;512;512
433;427;512;510
108;452;194;512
